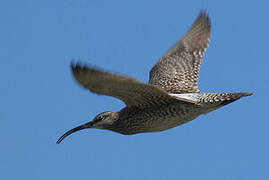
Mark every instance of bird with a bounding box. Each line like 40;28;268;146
56;11;253;144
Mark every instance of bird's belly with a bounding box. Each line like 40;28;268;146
117;103;201;134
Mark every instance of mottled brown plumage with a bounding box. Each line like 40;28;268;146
149;11;210;93
56;11;253;144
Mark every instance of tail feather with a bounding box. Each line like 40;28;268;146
198;92;253;114
199;92;253;104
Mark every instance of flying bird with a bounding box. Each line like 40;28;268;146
57;11;253;144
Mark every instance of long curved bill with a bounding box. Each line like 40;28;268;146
56;122;94;144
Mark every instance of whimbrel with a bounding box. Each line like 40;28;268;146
56;11;253;144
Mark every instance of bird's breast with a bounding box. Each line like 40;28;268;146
114;102;201;134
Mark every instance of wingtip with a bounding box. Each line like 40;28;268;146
70;61;76;71
245;92;254;96
199;9;208;15
70;61;91;74
70;61;83;68
198;9;211;24
70;61;80;75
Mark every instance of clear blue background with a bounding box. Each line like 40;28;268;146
1;0;267;179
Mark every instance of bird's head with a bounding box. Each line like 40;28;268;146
56;111;118;144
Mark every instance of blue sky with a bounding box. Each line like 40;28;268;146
1;0;268;179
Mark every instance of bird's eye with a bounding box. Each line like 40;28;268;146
98;115;103;121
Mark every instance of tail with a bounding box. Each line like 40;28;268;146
199;92;253;105
198;92;253;114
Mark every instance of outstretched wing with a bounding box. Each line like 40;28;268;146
149;11;211;93
71;63;196;108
